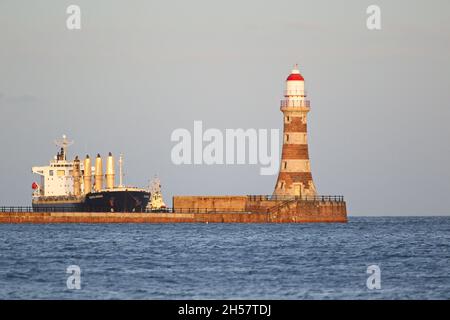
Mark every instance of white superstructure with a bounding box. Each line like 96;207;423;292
32;135;85;198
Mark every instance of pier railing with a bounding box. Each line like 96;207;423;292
0;195;344;214
247;195;345;202
280;100;310;108
0;206;36;213
0;206;249;214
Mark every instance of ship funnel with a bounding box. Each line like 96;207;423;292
83;155;92;194
94;153;103;192
73;156;81;197
105;152;115;189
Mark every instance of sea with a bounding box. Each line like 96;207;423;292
0;217;449;299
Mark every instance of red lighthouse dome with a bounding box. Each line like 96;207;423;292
286;73;304;81
286;64;304;81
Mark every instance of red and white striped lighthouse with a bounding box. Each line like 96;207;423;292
273;64;317;197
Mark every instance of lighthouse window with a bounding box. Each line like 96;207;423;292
285;134;289;142
284;161;287;169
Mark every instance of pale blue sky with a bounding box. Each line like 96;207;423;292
1;0;449;215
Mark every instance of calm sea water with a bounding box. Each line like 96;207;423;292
0;217;449;299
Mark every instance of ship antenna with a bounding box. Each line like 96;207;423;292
54;134;74;161
119;153;124;187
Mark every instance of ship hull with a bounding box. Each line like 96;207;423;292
84;190;150;212
32;200;84;212
32;190;150;213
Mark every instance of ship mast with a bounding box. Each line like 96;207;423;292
54;134;74;161
119;153;124;187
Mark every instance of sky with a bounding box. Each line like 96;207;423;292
0;0;449;215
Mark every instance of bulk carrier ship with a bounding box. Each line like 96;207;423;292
31;135;151;212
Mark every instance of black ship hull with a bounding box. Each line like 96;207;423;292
32;201;84;212
33;190;150;213
84;189;150;212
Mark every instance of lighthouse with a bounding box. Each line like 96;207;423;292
273;65;317;197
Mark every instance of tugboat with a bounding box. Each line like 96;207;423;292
32;135;150;212
145;176;168;212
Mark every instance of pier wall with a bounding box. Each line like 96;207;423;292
0;206;347;224
173;195;347;219
173;196;247;212
0;195;347;223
